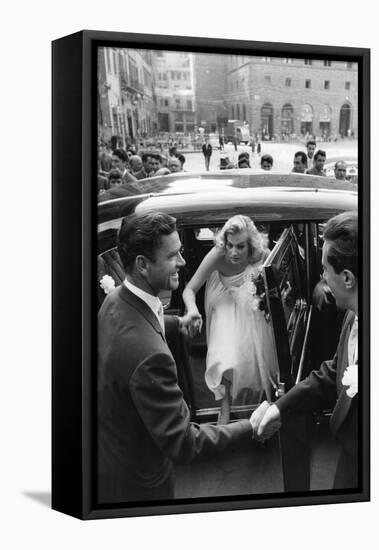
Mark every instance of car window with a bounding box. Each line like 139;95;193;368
261;226;305;386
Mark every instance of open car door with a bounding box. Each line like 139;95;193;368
262;225;314;492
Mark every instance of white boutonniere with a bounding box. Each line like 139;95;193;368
341;364;358;398
99;274;116;294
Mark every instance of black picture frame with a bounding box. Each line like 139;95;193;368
52;30;370;520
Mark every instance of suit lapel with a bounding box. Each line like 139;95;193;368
119;284;166;342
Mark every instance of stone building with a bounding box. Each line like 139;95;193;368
97;47;157;145
225;55;358;140
153;51;196;134
98;48;358;143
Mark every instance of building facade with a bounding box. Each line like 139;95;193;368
98;49;358;144
153;51;196;134
193;54;228;133
98;47;158;145
225;56;358;140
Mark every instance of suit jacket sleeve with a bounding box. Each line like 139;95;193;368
275;355;338;415
129;351;252;464
275;311;355;415
163;314;180;338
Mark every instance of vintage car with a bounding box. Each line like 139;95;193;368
97;171;357;499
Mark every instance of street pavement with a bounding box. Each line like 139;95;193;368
180;140;358;173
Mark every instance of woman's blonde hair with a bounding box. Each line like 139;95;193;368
215;215;269;262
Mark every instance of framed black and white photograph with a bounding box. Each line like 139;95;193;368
52;30;370;520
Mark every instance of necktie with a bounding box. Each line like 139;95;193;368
157;301;165;334
348;316;358;365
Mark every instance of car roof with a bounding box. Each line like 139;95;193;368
98;171;357;231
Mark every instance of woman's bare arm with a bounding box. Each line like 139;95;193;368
182;247;223;331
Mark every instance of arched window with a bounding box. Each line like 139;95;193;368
319;104;332;139
260;103;274;139
339;103;352;137
300;104;314;136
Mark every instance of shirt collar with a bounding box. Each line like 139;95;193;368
123;277;162;317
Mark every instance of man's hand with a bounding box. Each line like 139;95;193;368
178;311;203;337
250;401;282;441
250;401;270;438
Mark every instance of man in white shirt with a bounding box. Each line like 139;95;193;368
305;139;316;169
97;211;254;503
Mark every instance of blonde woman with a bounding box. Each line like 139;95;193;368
183;215;279;424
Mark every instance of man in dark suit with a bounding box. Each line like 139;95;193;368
111;148;138;184
97;212;254;503
202;140;212;171
251;211;358;489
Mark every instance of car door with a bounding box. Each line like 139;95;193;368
262;225;312;391
261;224;314;491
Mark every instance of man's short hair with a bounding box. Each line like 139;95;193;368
323;211;358;277
176;153;186;165
112;148;128;163
168;157;180;168
238;152;250;161
314;149;326;161
334;160;347;169
294;151;307;165
306;140;316;148
118;212;177;271
260;154;273;167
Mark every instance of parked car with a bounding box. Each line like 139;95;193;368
97;171;357;497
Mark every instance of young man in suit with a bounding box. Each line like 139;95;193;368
97;212;254;503
111;148;138;184
291;151;308;174
251;211;358;489
306;149;327;176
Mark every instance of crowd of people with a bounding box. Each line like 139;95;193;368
98;137;354;198
220;139;351;180
97;141;191;196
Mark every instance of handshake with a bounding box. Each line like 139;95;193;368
249;401;282;441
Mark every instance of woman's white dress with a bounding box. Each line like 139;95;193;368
204;263;279;402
